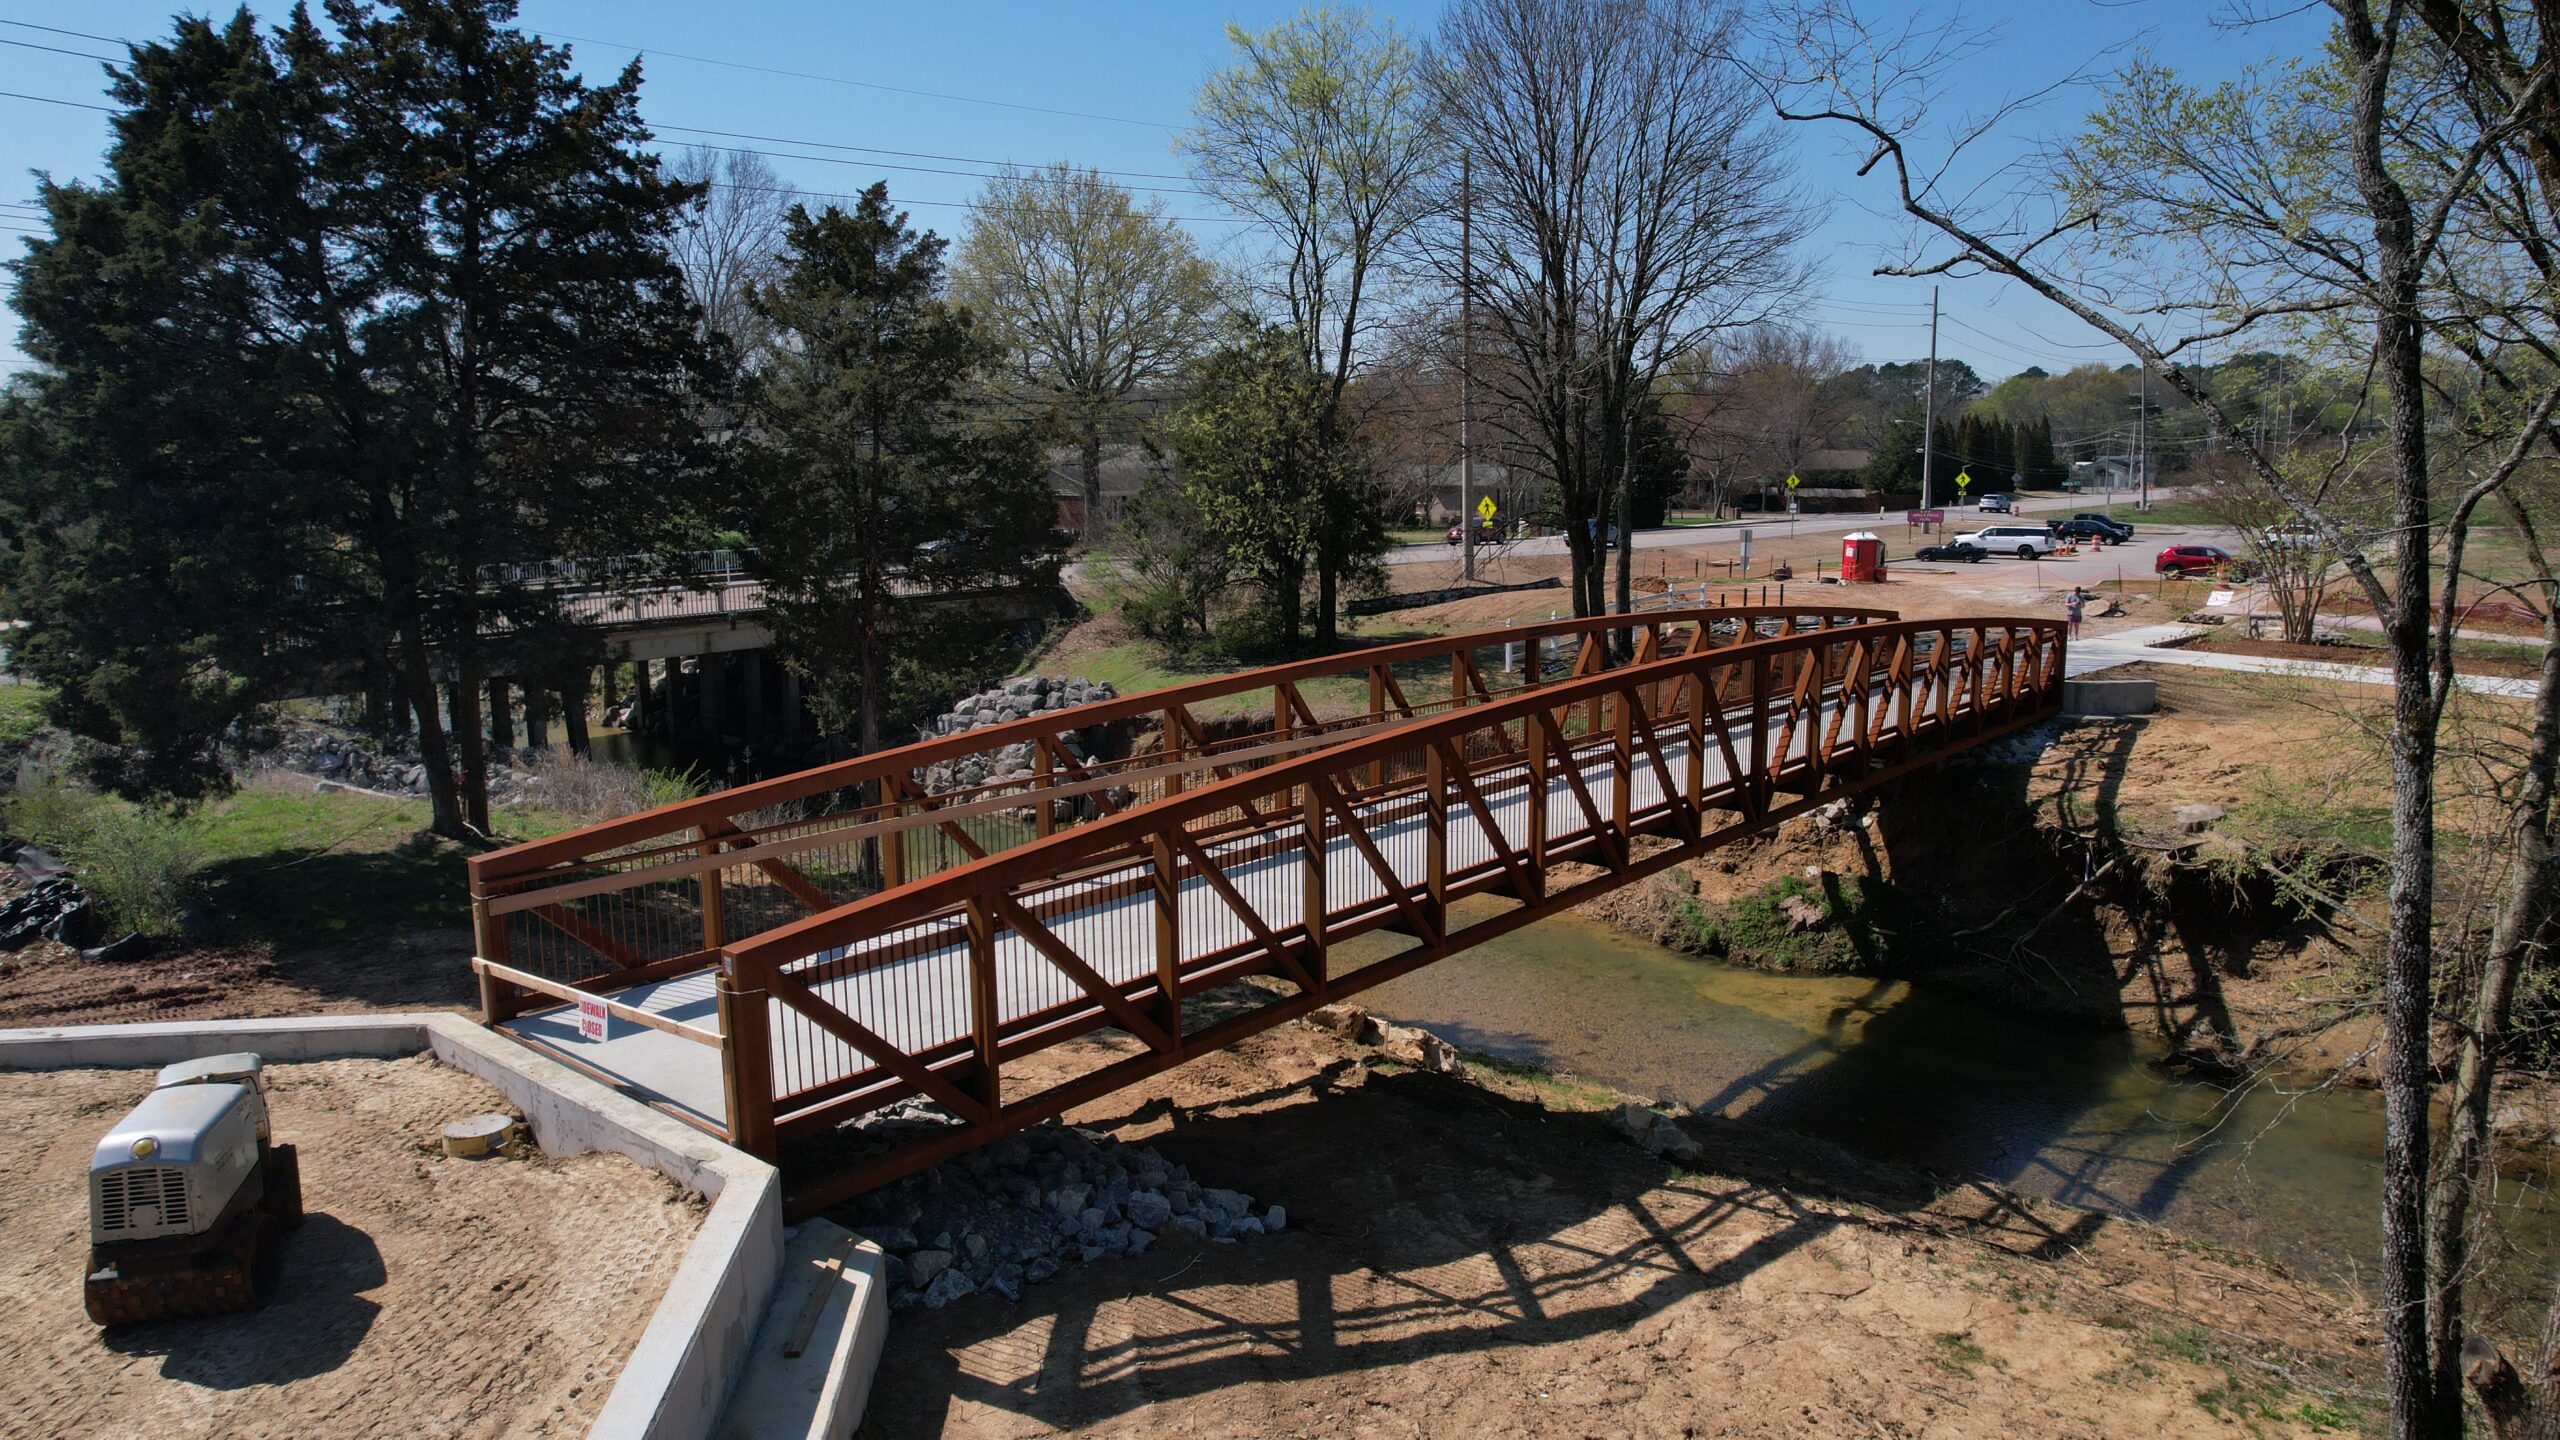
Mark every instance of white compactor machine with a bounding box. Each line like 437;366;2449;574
83;1052;304;1325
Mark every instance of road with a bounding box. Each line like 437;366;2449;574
1063;490;2177;584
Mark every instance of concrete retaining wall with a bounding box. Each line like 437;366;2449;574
0;1011;784;1440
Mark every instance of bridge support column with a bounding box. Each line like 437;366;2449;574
525;688;549;749
741;650;766;741
781;669;803;745
562;676;591;758
631;658;652;725
699;652;727;738
600;662;618;717
661;659;681;738
488;679;515;751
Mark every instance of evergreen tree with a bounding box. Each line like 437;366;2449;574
740;188;1057;756
1165;322;1349;653
4;2;715;833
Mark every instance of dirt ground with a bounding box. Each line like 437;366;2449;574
0;1054;700;1439
856;1019;2370;1439
0;925;477;1031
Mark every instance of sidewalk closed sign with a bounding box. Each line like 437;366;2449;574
577;995;609;1042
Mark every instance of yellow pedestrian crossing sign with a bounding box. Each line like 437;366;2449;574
1476;494;1497;521
1784;473;1800;489
1955;470;1973;491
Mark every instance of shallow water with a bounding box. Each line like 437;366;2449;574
1353;904;2549;1290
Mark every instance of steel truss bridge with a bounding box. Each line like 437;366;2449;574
467;605;2066;1216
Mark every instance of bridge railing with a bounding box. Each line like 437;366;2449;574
714;615;2066;1190
465;605;1892;1030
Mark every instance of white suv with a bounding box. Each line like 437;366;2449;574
1958;524;2060;560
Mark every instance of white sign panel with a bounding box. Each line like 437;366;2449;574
2206;589;2236;609
577;995;609;1042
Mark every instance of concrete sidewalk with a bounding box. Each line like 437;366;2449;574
2069;622;2537;700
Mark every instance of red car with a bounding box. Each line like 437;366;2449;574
2154;544;2254;579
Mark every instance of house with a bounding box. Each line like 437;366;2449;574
2072;455;2154;492
1048;444;1168;538
1408;462;1539;524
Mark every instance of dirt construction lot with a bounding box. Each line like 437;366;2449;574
0;1054;700;1439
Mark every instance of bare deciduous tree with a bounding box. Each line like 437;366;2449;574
950;164;1223;541
1425;0;1812;622
665;146;794;363
1765;6;2560;1435
1186;7;1441;640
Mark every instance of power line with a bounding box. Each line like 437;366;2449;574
0;89;113;113
0;37;118;63
539;28;1182;132
0;21;125;47
672;139;1206;199
649;123;1199;186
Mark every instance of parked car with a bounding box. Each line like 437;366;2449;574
1445;519;1499;546
1958;524;2061;560
1914;540;1987;563
2069;513;2135;541
1976;492;2014;513
2156;544;2255;579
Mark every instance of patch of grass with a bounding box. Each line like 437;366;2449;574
1460;1050;1629;1110
1667;871;1930;975
1930;1332;1992;1377
2134;1327;2356;1434
0;683;52;754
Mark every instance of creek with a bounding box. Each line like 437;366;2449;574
1355;904;2555;1292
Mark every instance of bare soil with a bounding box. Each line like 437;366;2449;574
857;1019;2370;1439
0;1055;700;1439
0;927;476;1030
2182;631;2544;680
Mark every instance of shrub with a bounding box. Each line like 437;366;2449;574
3;762;202;938
1210;601;1299;662
525;750;710;825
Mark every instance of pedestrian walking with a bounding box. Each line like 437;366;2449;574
2064;586;2086;639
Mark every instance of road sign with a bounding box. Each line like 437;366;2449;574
577;995;609;1042
1784;473;1801;489
1476;494;1497;521
1954;470;1973;491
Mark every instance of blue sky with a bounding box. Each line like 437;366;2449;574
0;0;2327;380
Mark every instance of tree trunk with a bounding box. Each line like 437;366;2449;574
1080;424;1104;544
1316;563;1339;647
562;675;593;758
447;663;491;835
2429;592;2560;1407
396;635;467;839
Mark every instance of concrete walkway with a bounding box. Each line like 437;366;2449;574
2069;621;2538;700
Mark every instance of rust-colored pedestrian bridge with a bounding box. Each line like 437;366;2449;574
467;606;2066;1215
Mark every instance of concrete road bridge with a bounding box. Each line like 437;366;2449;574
466;605;2066;1216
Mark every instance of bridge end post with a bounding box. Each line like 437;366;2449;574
1299;786;1329;995
717;962;778;1158
468;856;521;1026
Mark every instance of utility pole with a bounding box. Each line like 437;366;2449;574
1460;151;1476;583
2137;359;2149;509
1920;286;1939;511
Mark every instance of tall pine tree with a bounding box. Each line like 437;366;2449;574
739;189;1056;755
5;1;716;834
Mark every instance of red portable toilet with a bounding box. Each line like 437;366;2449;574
1841;531;1883;583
